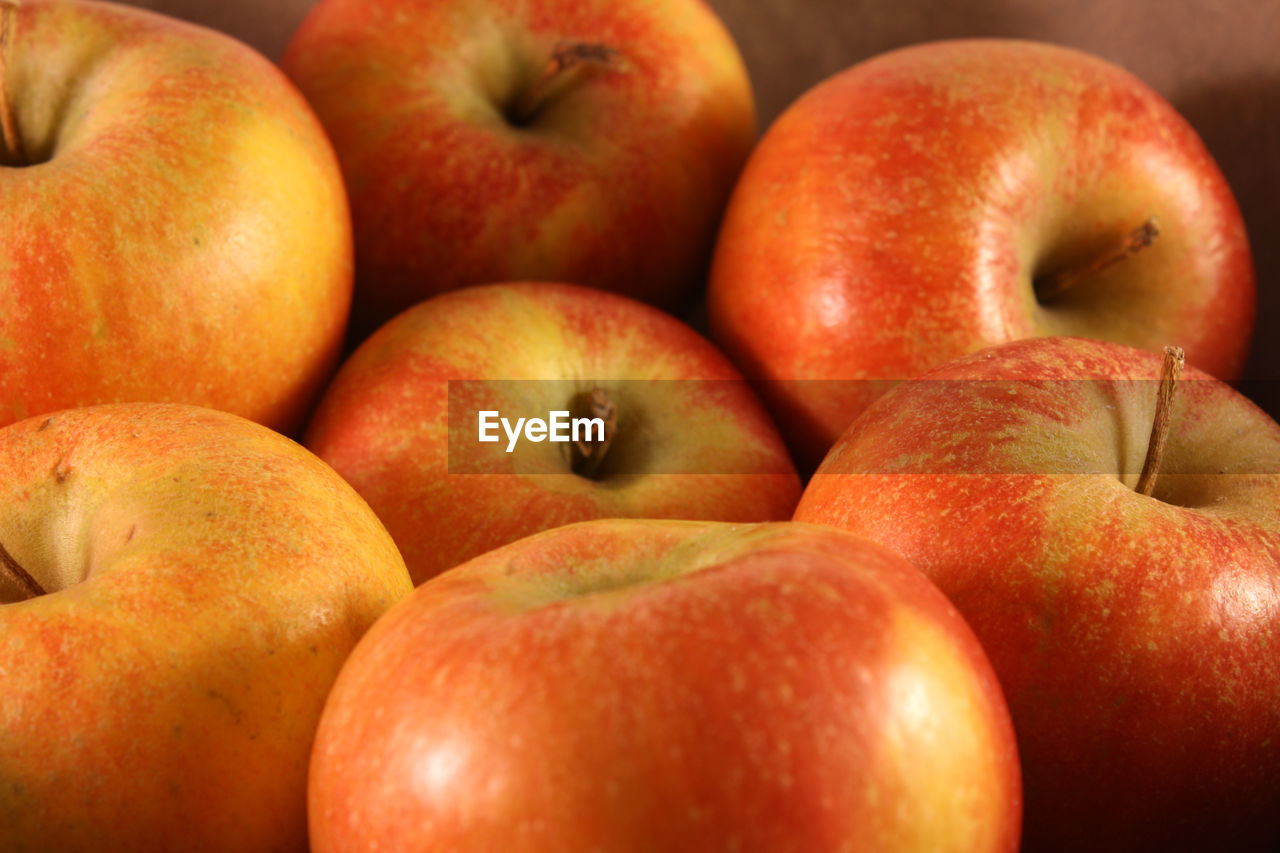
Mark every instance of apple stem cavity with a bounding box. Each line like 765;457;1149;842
0;0;24;167
1035;218;1161;303
1135;345;1185;497
571;386;618;480
509;41;621;127
0;538;45;601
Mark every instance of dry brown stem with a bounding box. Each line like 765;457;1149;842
1135;345;1185;497
1037;218;1160;302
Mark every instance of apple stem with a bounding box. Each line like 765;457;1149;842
1036;218;1160;302
509;41;621;126
1135;345;1185;497
0;0;24;167
0;538;45;600
571;386;618;480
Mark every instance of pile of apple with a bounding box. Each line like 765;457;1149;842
2;0;1276;851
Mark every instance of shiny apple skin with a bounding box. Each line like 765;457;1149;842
280;0;756;334
0;0;353;437
303;281;802;586
796;336;1280;852
308;518;1022;853
0;403;412;852
709;39;1255;471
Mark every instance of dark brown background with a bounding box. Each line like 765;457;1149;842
124;0;1280;414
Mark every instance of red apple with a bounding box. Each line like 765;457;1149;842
303;281;801;586
0;0;352;436
308;518;1022;852
707;39;1255;470
796;336;1280;851
279;0;756;336
0;403;412;851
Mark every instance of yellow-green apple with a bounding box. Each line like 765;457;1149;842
708;39;1256;471
279;0;756;337
0;0;352;436
303;281;802;586
0;403;412;852
308;518;1022;852
795;336;1280;851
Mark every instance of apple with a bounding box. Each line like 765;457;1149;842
707;38;1256;471
0;403;413;851
0;0;352;436
279;0;756;336
308;517;1022;852
795;335;1280;851
303;281;802;586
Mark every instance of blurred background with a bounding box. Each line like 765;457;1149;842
124;0;1280;415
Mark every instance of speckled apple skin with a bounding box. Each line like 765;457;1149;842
709;39;1255;471
309;518;1022;853
0;403;412;852
0;0;353;436
280;0;756;334
304;281;803;586
797;336;1280;852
